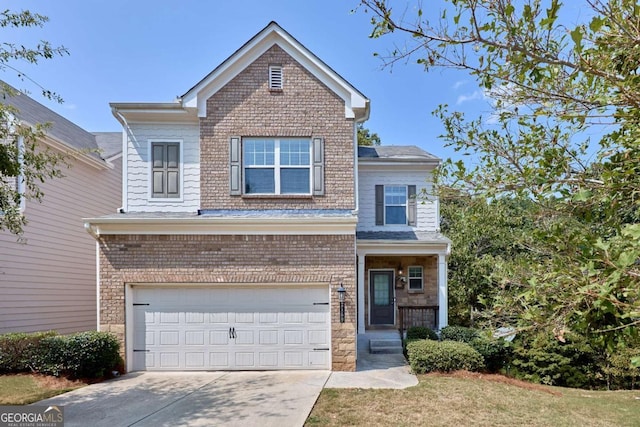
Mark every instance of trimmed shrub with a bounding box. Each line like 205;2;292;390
407;339;484;373
440;325;480;343
406;326;439;341
0;331;57;373
470;336;511;373
0;331;120;378
64;332;121;378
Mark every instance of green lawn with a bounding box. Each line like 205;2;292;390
0;374;86;405
306;372;640;427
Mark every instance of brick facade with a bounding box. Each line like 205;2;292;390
99;233;357;371
365;256;438;328
199;45;355;210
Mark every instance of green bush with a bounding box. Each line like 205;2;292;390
406;326;439;341
0;331;57;373
509;332;596;388
440;325;480;343
64;331;120;378
602;347;640;390
0;331;120;378
470;336;510;373
407;339;484;373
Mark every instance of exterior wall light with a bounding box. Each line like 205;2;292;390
337;283;346;323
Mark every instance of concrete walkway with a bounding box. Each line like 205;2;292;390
325;332;418;389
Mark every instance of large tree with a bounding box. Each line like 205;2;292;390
0;9;69;235
360;0;640;355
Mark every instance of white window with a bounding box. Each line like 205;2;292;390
385;186;407;225
269;65;283;90
408;266;423;291
243;138;311;195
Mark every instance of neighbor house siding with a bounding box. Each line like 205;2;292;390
0;152;122;334
357;168;438;232
199;44;355;210
125;123;199;212
98;233;357;371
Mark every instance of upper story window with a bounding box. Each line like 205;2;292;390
269;65;283;90
243;138;311;195
408;266;424;291
151;141;180;199
375;184;417;226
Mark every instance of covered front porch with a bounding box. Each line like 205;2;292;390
356;232;451;337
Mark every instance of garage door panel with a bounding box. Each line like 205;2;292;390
132;286;330;371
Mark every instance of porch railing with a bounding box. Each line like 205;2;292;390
398;305;439;337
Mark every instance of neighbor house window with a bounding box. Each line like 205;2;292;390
243;138;311;194
269;65;283;90
408;266;423;291
151;141;180;198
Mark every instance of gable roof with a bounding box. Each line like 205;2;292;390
1;82;107;165
180;21;369;121
358;145;440;165
93;132;123;158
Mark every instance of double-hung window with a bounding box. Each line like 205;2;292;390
243;138;311;195
408;266;424;291
375;184;417;226
151;141;180;198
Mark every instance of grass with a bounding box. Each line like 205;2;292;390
0;374;86;405
306;372;640;427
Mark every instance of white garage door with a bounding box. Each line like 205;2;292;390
131;286;331;371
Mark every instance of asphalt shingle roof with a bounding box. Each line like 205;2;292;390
358;145;440;161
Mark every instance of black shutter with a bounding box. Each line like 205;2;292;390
375;185;384;225
408;185;417;226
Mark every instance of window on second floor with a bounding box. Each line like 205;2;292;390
151;141;180;199
375;184;417;226
230;136;324;197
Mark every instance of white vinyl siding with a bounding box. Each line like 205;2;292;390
0;151;122;334
358;168;439;232
125;123;199;212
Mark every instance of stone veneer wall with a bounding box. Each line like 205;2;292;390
99;234;357;371
200;44;355;210
365;256;438;328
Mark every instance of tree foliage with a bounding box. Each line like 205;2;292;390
360;0;640;361
357;123;381;146
0;9;69;235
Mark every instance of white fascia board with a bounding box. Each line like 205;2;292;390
84;216;358;236
357;239;451;256
183;25;369;120
110;103;197;124
358;160;440;170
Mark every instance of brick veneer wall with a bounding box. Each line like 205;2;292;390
99;233;357;371
200;44;355;210
365;256;438;328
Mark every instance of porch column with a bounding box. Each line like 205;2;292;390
357;254;366;334
438;253;448;329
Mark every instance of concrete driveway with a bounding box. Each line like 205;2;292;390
38;371;329;427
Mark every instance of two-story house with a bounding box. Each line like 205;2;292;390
84;22;450;372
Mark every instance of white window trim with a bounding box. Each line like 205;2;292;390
408;265;424;292
147;139;184;202
384;185;408;225
243;138;312;195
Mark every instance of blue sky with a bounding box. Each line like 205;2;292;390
3;0;489;161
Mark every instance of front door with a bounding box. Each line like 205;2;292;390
370;271;395;325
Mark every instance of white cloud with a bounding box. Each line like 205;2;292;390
452;80;468;90
456;90;486;105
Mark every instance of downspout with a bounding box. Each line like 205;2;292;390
112;108;130;213
84;222;100;239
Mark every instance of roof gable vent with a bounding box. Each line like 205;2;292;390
269;65;283;90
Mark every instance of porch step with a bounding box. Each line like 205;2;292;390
369;338;403;354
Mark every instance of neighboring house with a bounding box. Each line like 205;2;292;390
84;22;450;372
0;85;122;334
